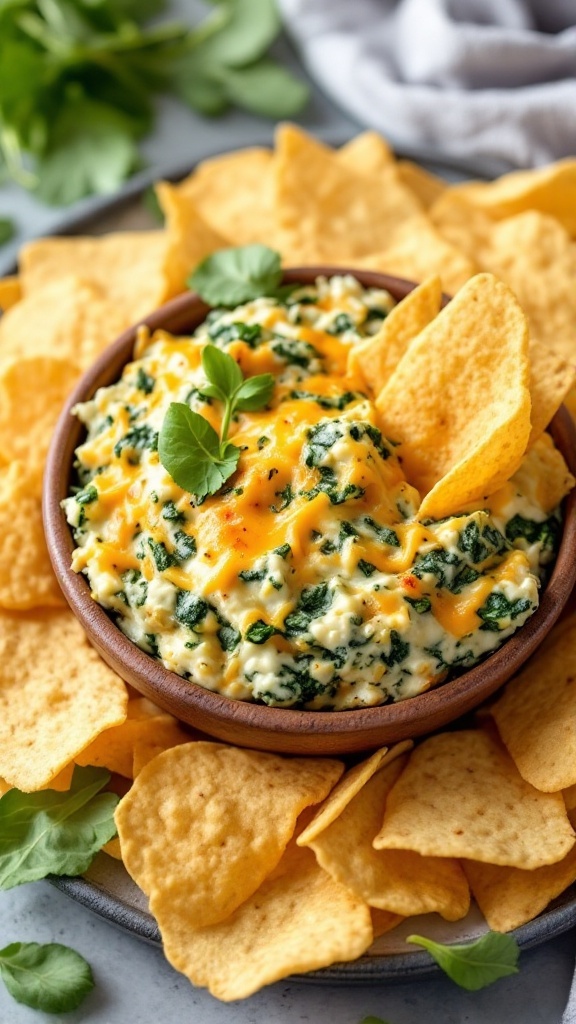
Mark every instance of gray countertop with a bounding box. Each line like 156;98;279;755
0;7;574;1021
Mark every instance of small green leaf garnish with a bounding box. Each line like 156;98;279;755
0;765;118;889
0;941;94;1013
159;345;274;498
406;931;520;990
189;244;283;307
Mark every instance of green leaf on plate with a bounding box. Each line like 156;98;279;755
189;244;283;307
0;765;119;890
219;59;309;118
406;931;520;991
158;402;240;498
233;373;275;412
0;942;94;1013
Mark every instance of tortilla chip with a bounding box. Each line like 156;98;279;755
370;907;404;938
463;837;576;933
0;355;80;490
357;226;475;297
448;159;576;238
115;742;343;928
375;274;531;518
347;276;442;390
0;277;129;370
373;730;574;868
155;181;229;298
489;615;576;792
304;757;470;921
102;837;123;860
154;837;373;1001
0;462;65;610
503;432;574;515
429;191;493;264
0;608;128;791
171;148;277;248
397;160;446;210
337;132;394;175
0;276;21;311
76;708;190;779
19;232;169;324
274;124;421;263
527;340;576;444
297;744;411;846
132;721;199;778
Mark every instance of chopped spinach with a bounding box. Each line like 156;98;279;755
147;539;177;572
161;501;185;523
327;313;354;335
413;549;460;587
238;567;267;583
121;569;148;608
271;336;320;369
208;321;263;348
270;483;294;512
381;630;410;667
358;559;377;577
478;593;532;631
144;633;160;657
135;367;155;394
273;543;292;559
450;566;481;594
284;583;333;636
217;621;241;651
405;595;432;614
362;516;400;548
246;620;276;644
288;389;362;410
174;531;197;561
257;435;270;450
349;422;391;460
304;421;344;468
506;514;560;551
175;591;209;630
303;466;365;506
114;425;158;463
76;484;98;506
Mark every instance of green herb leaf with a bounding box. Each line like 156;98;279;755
0;217;14;245
158;402;240;498
233;373;274;411
0;765;118;889
195;0;280;67
34;97;138;206
189;244;283;307
406;932;520;991
0;941;94;1013
219;59;309;118
202;343;243;396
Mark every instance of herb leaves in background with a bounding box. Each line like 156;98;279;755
407;931;520;990
0;0;308;206
190;244;284;306
0;765;119;889
0;942;94;1013
0;218;14;246
159;344;274;498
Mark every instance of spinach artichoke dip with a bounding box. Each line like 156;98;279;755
65;275;562;711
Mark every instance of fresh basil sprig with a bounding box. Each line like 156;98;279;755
0;765;119;890
0;942;94;1013
159;344;274;498
189;244;288;307
407;931;520;990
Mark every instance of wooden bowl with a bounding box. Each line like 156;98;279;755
43;268;576;755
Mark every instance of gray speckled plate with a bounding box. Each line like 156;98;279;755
39;146;576;983
49;860;576;983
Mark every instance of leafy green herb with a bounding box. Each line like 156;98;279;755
357;559;377;577
217;620;241;651
209;320;263;348
190;244;284;307
0;941;94;1013
270;482;294;512
0;217;14;245
0;766;118;889
174;530;197;561
159;345;273;498
0;1;307;206
284;583;333;636
175;590;209;630
405;595;432;614
381;630;409;668
406;932;520;991
147;538;177;572
114;424;158;463
136;367;155;394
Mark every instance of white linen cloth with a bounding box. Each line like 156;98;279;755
279;0;576;173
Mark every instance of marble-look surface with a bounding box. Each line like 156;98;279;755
0;883;574;1024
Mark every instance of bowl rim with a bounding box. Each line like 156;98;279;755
43;267;576;744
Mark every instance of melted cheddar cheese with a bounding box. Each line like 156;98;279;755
64;275;561;710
